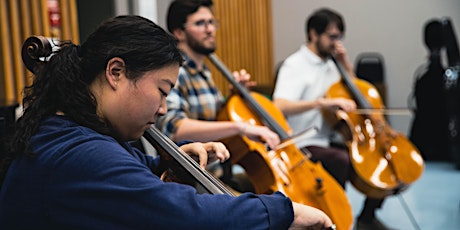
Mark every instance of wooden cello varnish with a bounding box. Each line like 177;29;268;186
325;56;425;198
209;54;354;230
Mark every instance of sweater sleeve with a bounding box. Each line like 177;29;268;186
46;138;294;229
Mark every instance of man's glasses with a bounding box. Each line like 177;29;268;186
183;19;219;30
325;33;343;41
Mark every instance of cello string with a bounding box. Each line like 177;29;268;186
144;127;235;195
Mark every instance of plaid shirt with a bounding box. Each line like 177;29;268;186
155;53;225;139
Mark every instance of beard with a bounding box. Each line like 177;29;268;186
316;40;333;59
186;33;216;55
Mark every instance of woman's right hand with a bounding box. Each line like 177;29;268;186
289;202;335;230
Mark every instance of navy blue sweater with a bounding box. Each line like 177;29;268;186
0;116;293;229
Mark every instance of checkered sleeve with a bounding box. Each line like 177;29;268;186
155;70;190;139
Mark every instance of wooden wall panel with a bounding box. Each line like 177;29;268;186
40;0;51;37
59;0;71;40
209;0;274;97
68;0;79;43
59;0;80;42
0;0;16;103
1;0;271;102
19;0;34;86
0;0;79;103
9;0;27;101
30;0;44;36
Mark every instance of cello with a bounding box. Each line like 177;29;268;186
325;56;425;198
208;54;353;230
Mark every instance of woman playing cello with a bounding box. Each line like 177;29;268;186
0;15;334;229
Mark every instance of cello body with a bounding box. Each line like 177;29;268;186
325;71;425;198
218;92;353;230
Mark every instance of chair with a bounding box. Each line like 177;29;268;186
355;52;387;104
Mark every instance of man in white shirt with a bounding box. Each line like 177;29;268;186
273;8;391;230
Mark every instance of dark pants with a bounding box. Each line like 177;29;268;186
303;145;350;188
303;145;385;219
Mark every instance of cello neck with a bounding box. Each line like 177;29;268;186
331;56;373;109
143;126;235;195
207;53;290;140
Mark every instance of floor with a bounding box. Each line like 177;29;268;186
346;161;460;230
142;137;460;230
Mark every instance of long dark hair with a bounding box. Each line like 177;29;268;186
0;15;183;184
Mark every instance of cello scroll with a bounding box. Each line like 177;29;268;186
21;36;53;74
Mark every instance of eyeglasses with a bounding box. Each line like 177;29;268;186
183;19;219;30
325;33;343;41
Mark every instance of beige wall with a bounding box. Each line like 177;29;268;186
149;0;460;135
272;0;460;135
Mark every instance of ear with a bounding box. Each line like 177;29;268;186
310;29;320;42
172;28;186;42
105;57;126;90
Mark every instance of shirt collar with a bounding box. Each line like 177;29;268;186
181;51;209;76
301;44;328;65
